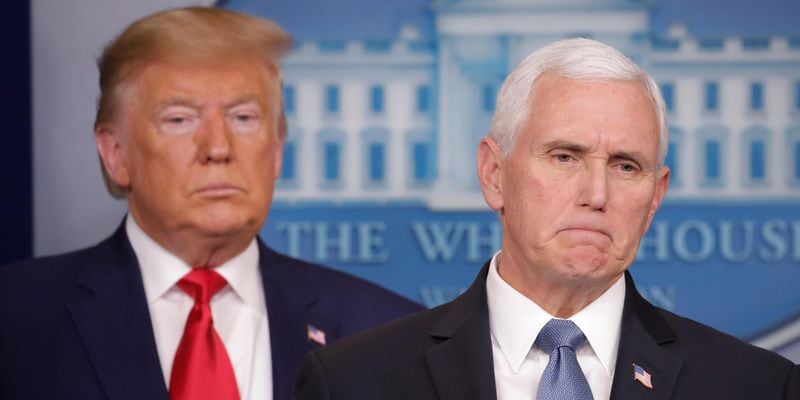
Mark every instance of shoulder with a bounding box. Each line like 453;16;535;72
295;297;478;399
297;304;446;395
658;307;792;367
622;273;797;397
649;305;796;397
0;226;125;288
260;244;419;305
261;247;381;292
259;243;424;329
321;304;446;362
0;244;99;297
0;228;131;314
307;276;487;371
0;242;112;337
625;273;793;372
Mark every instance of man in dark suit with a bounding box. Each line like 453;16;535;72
294;38;800;399
0;7;420;400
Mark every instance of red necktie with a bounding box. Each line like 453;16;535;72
169;269;240;400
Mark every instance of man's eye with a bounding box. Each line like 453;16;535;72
158;112;198;136
162;113;197;125
619;163;638;172
228;111;261;134
555;154;573;162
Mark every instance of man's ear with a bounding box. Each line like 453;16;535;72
643;165;670;233
95;124;131;189
477;136;505;212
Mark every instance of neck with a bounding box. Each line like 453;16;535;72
164;234;251;268
496;251;622;318
130;215;254;268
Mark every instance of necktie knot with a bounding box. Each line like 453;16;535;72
535;319;593;400
177;269;228;304
535;319;587;354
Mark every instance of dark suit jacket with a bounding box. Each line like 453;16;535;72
0;222;422;400
295;262;800;400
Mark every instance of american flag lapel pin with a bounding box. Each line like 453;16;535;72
633;363;654;389
306;324;327;346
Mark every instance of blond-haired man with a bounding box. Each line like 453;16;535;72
0;7;420;400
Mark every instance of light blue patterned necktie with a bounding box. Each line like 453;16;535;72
535;319;594;400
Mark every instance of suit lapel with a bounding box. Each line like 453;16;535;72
610;272;683;400
258;242;336;400
68;224;169;400
421;264;685;400
424;263;497;400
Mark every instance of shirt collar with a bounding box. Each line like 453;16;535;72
126;215;264;314
570;272;625;375
214;241;264;315
485;251;625;375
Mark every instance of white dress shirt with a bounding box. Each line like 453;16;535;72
486;251;625;400
127;216;272;400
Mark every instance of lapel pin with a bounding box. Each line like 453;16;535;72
306;324;327;346
633;363;653;389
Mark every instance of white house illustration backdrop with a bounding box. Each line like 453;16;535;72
222;0;800;360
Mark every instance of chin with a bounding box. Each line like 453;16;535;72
563;246;609;269
190;209;258;238
558;266;604;282
557;258;624;286
197;224;248;238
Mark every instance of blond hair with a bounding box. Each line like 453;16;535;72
95;6;292;198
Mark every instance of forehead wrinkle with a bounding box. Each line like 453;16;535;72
153;93;267;116
155;96;202;112
223;94;264;110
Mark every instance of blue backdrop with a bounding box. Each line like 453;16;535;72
222;0;800;353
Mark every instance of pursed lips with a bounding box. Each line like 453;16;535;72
558;225;612;240
192;183;244;196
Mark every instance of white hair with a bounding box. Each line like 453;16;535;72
489;38;669;166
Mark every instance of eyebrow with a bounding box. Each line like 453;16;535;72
223;94;262;109
155;96;200;113
541;139;590;154
154;95;265;115
541;139;650;166
609;149;648;166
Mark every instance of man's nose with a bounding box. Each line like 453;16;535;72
578;164;608;211
197;113;232;163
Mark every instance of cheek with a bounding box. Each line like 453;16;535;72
242;141;280;189
503;174;555;233
129;138;198;197
516;171;569;214
135;132;190;162
611;190;655;241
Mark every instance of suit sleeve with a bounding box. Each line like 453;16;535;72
294;350;333;400
785;364;800;400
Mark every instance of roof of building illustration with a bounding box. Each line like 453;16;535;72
218;0;434;40
219;0;800;40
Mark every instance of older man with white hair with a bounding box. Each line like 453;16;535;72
294;38;800;400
